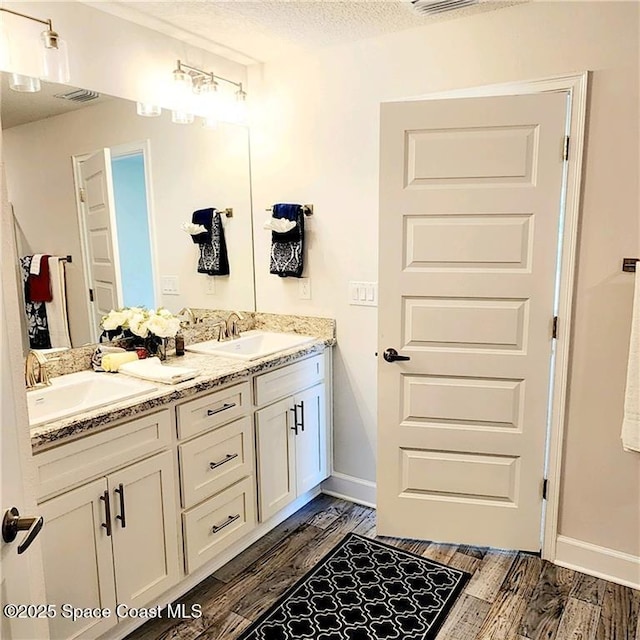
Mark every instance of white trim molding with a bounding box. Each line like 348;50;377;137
555;536;640;590
322;473;377;509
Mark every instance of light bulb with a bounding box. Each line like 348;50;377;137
136;102;162;117
172;110;194;125
9;73;40;92
41;30;70;83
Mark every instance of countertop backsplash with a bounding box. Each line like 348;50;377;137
38;311;336;379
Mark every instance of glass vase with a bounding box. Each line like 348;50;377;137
145;335;168;361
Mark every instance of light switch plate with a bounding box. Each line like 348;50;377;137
161;276;180;295
349;281;377;307
205;277;216;295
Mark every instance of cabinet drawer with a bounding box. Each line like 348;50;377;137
177;382;250;440
182;477;256;573
35;410;172;500
254;355;324;407
179;416;254;509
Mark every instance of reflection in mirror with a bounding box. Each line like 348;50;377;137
2;74;255;353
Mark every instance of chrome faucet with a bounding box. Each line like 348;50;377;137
25;350;54;389
226;311;244;339
178;307;197;327
211;319;229;342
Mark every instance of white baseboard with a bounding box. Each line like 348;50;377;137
555;535;640;590
321;472;377;508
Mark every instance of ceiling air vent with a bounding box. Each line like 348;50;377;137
408;0;479;15
54;88;100;103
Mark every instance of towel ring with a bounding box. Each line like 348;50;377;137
266;204;314;216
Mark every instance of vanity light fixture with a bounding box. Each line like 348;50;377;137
0;7;70;91
170;60;248;126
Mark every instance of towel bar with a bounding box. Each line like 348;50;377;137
266;204;314;216
622;258;639;273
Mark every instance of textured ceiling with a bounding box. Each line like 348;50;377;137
89;1;521;64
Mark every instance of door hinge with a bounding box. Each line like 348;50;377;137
79;188;86;203
89;288;94;302
552;316;558;339
563;135;570;161
542;478;549;500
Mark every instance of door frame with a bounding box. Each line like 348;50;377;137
382;72;588;561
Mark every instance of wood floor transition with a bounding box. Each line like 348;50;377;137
125;495;640;640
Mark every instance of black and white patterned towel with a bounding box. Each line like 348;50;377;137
269;203;304;278
194;209;230;276
20;256;51;349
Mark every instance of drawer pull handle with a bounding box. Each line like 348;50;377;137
211;513;240;534
100;491;112;537
209;453;239;470
207;402;236;417
298;400;305;432
290;405;298;435
115;483;126;528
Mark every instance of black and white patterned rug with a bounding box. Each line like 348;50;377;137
238;533;469;640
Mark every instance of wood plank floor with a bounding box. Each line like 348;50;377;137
126;496;640;640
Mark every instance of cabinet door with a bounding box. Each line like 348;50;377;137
294;383;327;495
109;451;180;609
255;398;296;522
40;478;117;640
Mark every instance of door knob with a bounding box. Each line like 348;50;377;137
383;348;411;363
2;507;44;554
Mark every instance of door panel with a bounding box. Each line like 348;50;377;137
378;92;567;551
40;479;117;640
109;451;179;609
294;383;326;496
79;149;121;333
255;398;296;521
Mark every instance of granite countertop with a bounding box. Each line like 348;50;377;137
31;316;335;453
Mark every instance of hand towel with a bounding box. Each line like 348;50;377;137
191;208;213;245
119;357;199;384
20;256;51;349
269;204;304;278
195;209;230;276
45;257;71;349
91;345;126;372
102;351;139;372
28;254;53;302
263;218;297;233
622;271;640;453
30;253;44;275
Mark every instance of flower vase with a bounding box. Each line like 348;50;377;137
145;335;168;361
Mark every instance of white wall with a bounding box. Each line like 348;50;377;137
249;0;640;561
4;98;253;345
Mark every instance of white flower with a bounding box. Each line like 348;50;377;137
102;310;129;331
145;313;180;338
128;311;149;337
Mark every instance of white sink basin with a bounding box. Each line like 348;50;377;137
185;330;316;361
27;370;158;428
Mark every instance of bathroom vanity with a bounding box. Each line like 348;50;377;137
28;317;334;640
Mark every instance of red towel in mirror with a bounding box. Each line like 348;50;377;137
28;254;53;302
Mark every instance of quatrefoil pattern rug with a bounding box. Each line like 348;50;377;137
238;533;468;640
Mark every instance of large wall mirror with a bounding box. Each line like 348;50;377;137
2;73;255;353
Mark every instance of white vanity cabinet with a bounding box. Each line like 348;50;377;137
35;411;180;640
255;355;329;522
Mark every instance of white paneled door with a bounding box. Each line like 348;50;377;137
78;149;122;335
378;93;568;552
